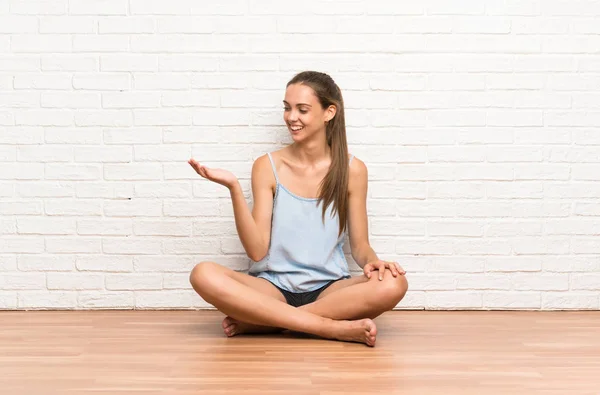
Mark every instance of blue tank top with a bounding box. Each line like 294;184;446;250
248;152;354;292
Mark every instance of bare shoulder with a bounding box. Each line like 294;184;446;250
266;146;290;164
252;153;271;171
349;154;367;177
348;155;367;195
252;154;275;180
252;154;276;191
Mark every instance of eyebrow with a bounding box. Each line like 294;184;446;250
283;100;312;107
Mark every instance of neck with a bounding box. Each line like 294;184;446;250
290;135;330;166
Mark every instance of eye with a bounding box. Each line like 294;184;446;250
283;107;290;111
299;109;308;114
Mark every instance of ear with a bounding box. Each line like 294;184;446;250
325;105;337;122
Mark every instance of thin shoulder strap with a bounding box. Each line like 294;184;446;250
266;152;279;183
349;154;355;166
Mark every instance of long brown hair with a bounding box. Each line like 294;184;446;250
287;71;349;237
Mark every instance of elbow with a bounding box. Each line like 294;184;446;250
248;252;265;262
248;246;268;262
247;236;270;262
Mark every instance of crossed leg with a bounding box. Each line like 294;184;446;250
189;261;408;346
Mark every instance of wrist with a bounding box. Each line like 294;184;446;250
365;253;379;267
354;245;378;268
228;180;242;194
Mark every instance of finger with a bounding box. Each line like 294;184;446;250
189;160;202;174
199;166;209;179
364;264;372;279
383;261;397;277
390;262;398;277
396;262;406;274
192;165;203;176
378;263;384;281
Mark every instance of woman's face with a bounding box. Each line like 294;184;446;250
283;83;335;142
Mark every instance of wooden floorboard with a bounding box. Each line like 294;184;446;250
1;310;599;394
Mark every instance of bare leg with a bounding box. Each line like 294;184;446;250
217;274;287;337
224;268;408;337
190;261;377;346
302;269;408;320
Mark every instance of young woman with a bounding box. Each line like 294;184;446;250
188;71;408;347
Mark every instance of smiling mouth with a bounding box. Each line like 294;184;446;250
289;125;304;132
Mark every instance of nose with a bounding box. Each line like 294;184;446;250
285;109;299;122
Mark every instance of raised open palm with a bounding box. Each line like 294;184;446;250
188;158;238;190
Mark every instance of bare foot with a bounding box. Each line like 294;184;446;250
331;319;377;347
221;316;284;337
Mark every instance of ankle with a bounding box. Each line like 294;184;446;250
317;317;341;339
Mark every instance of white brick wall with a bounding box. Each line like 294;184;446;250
1;1;599;310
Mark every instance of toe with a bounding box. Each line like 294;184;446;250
367;333;376;347
224;325;235;337
228;326;238;337
222;316;236;328
367;320;377;337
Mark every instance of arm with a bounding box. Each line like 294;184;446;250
347;157;378;268
188;155;274;262
231;155;275;262
347;157;406;279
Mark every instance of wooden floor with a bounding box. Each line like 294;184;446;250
1;311;599;395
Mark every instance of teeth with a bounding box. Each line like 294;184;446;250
290;126;303;131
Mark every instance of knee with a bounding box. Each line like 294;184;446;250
189;261;220;296
374;270;408;310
